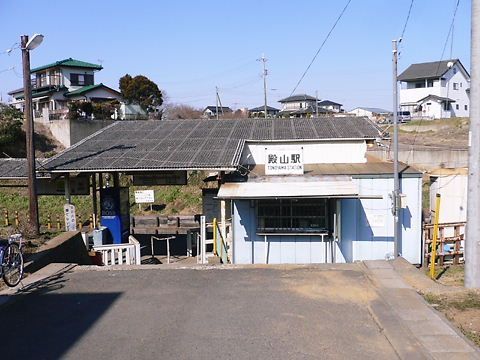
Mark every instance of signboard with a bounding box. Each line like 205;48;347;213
134;190;155;204
132;171;187;186
265;148;304;175
38;176;89;196
64;204;77;231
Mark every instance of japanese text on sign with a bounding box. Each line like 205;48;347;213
265;148;304;175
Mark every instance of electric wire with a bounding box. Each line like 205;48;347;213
406;0;460;164
400;0;415;40
289;0;353;96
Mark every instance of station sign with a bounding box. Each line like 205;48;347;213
134;190;155;204
265;148;304;175
37;176;90;196
132;171;187;186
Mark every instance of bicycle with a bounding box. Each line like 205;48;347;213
0;234;24;287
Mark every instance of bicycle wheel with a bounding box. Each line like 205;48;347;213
2;243;24;287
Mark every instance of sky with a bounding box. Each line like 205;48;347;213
0;0;472;112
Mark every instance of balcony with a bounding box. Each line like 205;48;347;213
31;74;62;90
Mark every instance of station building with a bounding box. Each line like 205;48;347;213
39;117;422;265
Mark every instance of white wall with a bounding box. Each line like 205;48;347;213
350;108;374;118
340;177;422;264
61;67;96;90
241;141;368;165
430;174;468;224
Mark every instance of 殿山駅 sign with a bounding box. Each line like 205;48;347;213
265;148;304;175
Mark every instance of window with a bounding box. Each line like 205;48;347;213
415;82;425;88
453;67;457;74
465;105;468;111
453;83;459;90
257;199;328;233
427;80;434;87
70;73;94;86
456;104;459;110
299;103;303;109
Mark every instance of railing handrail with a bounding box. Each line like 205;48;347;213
423;221;466;229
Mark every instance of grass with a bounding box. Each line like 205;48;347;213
0;172;206;236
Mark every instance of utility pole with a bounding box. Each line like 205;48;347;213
216;88;225;116
258;54;268;118
215;86;219;120
465;0;480;288
315;90;319;117
392;39;400;258
21;35;40;236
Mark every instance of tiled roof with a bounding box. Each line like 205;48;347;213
318;100;342;107
249;105;279;112
43;117;382;173
397;59;468;81
278;94;317;103
31;58;103;73
0;158;49;179
64;83;120;97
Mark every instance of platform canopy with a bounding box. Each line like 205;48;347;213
42;117;382;173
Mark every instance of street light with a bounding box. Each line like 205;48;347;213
21;33;44;236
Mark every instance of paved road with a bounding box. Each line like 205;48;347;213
0;264;437;359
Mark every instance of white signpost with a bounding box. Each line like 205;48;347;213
265;148;304;175
135;190;155;210
64;204;77;231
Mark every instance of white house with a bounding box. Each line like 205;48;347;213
349;107;392;121
398;59;470;119
317;100;343;113
203;106;233;118
8;58;122;123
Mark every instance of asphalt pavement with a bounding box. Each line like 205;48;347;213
0;262;477;359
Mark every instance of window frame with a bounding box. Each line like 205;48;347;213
256;198;329;234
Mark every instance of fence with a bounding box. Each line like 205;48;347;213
424;222;465;267
92;235;141;266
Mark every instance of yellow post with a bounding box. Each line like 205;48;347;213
78;216;82;230
4;209;9;226
14;211;19;227
89;214;94;230
213;218;217;256
56;215;61;230
430;194;441;279
47;214;52;230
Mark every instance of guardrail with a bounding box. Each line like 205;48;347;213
93;235;141;266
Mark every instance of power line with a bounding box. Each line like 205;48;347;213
289;0;353;96
400;0;415;40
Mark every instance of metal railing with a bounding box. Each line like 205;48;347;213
93;236;141;266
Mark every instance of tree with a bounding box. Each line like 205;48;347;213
164;104;203;119
0;104;23;156
119;74;163;114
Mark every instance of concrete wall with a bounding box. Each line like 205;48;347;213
49;118;115;148
369;148;468;171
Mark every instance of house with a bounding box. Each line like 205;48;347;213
248;105;279;118
398;59;470;119
317;100;343;113
8;58;122;122
349;107;392;121
278;94;339;118
43;117;423;265
203;106;233;118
